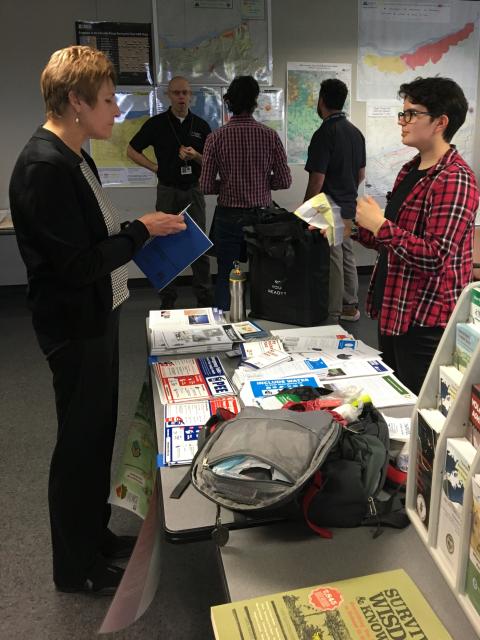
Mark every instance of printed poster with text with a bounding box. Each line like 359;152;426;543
287;62;352;165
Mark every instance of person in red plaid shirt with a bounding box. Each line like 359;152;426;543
200;75;291;310
355;77;479;395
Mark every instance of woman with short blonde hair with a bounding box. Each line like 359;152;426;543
41;45;116;118
9;45;186;596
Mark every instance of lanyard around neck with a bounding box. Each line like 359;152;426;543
167;111;195;148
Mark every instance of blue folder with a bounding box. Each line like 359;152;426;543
133;212;213;290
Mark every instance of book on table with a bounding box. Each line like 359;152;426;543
211;569;453;639
151;355;237;405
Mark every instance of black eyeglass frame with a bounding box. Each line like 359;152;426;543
397;109;436;123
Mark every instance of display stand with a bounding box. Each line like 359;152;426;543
406;281;480;635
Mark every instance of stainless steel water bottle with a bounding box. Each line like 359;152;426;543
229;261;246;322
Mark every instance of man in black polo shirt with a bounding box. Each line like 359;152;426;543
304;79;366;323
127;76;212;308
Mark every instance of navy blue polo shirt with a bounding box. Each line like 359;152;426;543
305;112;366;219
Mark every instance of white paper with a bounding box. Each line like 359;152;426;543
149;307;224;330
281;336;381;359
244;350;292;370
233;353;392;387
240;338;286;360
240;372;416;409
382;414;411;442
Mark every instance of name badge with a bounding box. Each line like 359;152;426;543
181;165;193;175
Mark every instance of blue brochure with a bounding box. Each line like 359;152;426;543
133;212;212;290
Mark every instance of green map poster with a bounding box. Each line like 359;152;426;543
89;88;157;188
287;62;352;165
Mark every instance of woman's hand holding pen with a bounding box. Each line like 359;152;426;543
355;195;386;236
138;212;187;236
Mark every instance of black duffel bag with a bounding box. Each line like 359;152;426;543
244;207;330;326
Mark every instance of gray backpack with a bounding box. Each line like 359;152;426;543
188;406;340;547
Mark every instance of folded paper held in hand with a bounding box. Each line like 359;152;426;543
294;193;344;246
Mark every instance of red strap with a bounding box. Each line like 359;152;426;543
302;471;333;539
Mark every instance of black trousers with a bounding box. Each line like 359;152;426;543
378;323;444;396
39;310;120;586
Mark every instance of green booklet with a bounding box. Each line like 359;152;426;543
211;569;452;640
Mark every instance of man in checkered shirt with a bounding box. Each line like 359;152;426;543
200;75;291;311
356;77;479;395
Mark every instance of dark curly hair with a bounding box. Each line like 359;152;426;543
223;76;259;115
398;77;468;142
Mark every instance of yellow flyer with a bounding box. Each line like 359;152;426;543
294;193;344;246
211;569;452;640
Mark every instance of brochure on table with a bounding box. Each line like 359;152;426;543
151;355;237;404
148;309;267;355
233;352;393;387
163;396;240;466
240;372;417;409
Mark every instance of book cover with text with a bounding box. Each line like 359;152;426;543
211;569;452;640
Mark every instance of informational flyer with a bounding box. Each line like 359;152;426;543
254;87;285;141
109;380;156;519
163;396;240;465
75;21;153;85
287;61;352;164
89;88;157;187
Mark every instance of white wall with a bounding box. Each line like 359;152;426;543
2;0;479;284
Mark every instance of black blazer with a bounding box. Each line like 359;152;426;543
9;127;149;339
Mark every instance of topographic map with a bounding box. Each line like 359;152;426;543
287;62;352;165
155;0;271;85
358;1;480;101
90;90;157;187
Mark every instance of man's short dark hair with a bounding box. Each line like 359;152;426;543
319;79;348;111
223;76;259;115
398;77;468;142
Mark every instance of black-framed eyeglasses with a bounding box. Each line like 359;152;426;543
397;109;435;123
